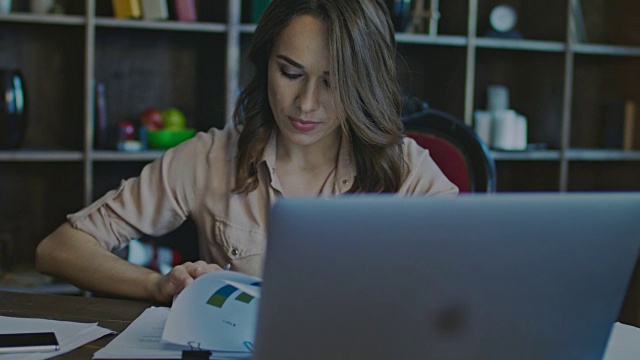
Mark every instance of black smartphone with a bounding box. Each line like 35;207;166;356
0;332;60;353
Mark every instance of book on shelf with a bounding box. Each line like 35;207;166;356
94;82;109;149
602;100;638;151
140;0;168;20
173;0;196;21
251;0;272;23
111;0;142;19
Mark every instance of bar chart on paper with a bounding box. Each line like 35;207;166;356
161;271;262;354
207;281;262;308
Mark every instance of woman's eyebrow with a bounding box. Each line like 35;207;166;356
276;54;304;69
275;54;330;76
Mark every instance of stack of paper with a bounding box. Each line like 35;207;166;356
93;307;250;359
94;271;260;359
0;315;113;360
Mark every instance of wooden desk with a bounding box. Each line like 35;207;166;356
0;291;154;359
2;281;640;360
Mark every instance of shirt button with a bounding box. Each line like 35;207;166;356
231;248;239;256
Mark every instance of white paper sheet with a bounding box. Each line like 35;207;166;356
93;306;250;360
603;322;640;360
0;315;113;360
161;271;261;353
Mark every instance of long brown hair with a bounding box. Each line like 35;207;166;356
233;0;405;194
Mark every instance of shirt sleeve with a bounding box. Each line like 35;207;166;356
67;132;211;251
399;137;459;196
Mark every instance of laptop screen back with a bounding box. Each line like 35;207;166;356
254;193;640;360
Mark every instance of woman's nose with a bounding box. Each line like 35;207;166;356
295;79;320;113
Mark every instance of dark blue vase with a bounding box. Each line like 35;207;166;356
0;69;27;149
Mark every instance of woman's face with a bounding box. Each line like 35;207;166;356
267;14;341;150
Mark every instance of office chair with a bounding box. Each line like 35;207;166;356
402;103;497;193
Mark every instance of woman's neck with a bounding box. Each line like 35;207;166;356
275;129;341;170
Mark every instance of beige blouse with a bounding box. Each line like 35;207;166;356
68;125;458;277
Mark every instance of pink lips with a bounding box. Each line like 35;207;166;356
289;116;320;132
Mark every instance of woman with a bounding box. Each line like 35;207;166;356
36;0;457;304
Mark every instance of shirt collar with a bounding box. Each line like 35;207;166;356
335;131;356;192
260;130;356;194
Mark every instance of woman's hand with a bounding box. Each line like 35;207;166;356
153;260;225;303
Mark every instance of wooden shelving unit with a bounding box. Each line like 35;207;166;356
1;0;640;267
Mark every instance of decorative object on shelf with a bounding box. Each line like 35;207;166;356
147;128;196;149
492;109;527;151
384;0;412;32
473;85;528;151
29;0;54;14
251;0;271;24
487;84;510;112
140;107;163;130
173;0;196;22
141;0;168;20
0;0;11;14
111;0;142;19
139;106;195;149
116;120;142;151
406;0;440;35
602;100;638;150
0;69;27;150
473;110;492;146
486;4;522;39
161;107;186;130
94;82;109;149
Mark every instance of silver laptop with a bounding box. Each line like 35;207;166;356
253;193;640;360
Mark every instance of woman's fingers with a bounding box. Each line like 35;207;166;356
155;260;226;302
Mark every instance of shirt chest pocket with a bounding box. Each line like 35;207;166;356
214;218;266;261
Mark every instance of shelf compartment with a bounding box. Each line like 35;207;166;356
571;55;640;148
95;0;228;24
0;22;86;150
396;33;467;47
567;149;640;161
475;49;565;149
476;38;565;53
573;43;640;57
477;0;568;42
0;13;85;26
92;162;151;201
495;161;560;191
397;44;467;120
434;0;470;36
92;150;163;162
568;161;640;191
0;150;83;162
492;150;560;161
578;0;640;47
0;162;84;266
94;17;227;33
94;29;228;135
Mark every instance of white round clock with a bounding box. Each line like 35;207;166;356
489;4;517;33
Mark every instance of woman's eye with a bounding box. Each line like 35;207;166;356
323;78;331;88
279;68;301;79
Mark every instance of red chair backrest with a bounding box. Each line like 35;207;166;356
406;131;471;193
